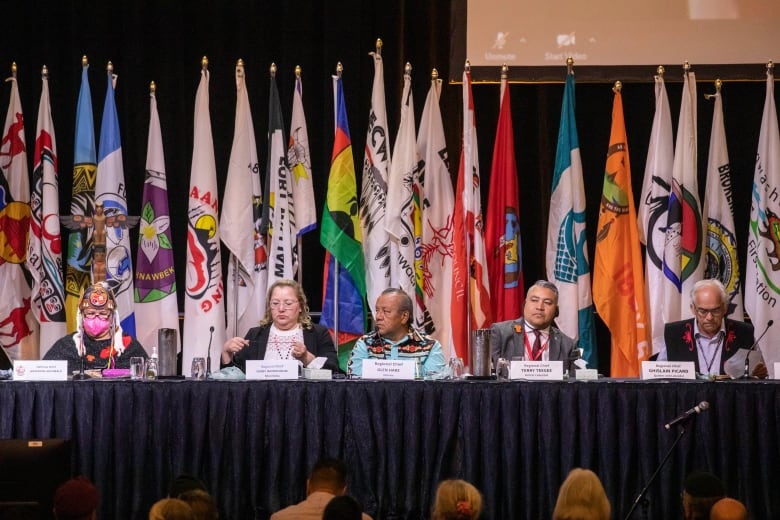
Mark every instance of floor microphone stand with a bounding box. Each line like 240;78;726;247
623;424;688;520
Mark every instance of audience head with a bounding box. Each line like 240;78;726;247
709;497;747;520
683;471;726;520
307;457;349;496
689;279;728;337
149;498;194;520
260;279;313;330
178;489;218;520
168;473;208;498
322;495;364;520
53;476;99;520
552;468;611;520
523;280;560;330
374;288;414;341
431;479;482;520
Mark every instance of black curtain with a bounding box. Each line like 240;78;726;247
2;0;774;375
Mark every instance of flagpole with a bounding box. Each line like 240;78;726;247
295;64;304;284
463;60;473;367
333;62;343;346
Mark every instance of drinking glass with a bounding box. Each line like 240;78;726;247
496;357;511;381
130;357;145;380
191;357;206;380
448;357;465;380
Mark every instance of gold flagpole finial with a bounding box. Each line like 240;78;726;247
501;63;508;80
656;65;665;77
11;62;17;78
768;61;775;73
201;56;209;71
270;62;277;78
683;61;691;73
465;60;471;72
107;61;113;73
336;62;343;76
41;65;48;79
81;55;88;68
613;80;622;93
295;65;302;78
237;58;244;68
431;68;439;81
404;62;412;76
566;57;574;75
376;38;383;56
704;79;722;100
150;81;156;94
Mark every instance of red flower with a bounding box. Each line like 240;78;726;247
99;347;111;359
725;326;737;352
682;322;694;351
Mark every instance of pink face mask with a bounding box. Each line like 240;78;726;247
83;315;111;337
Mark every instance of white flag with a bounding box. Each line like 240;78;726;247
637;74;674;354
359;51;394;315
417;75;454;357
745;69;780;377
29;70;66;355
184;66;226;373
287;72;316;237
703;87;744;320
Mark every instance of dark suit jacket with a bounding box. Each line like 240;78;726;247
663;318;754;374
224;323;341;374
489;318;578;371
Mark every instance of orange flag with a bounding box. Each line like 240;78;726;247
593;86;650;377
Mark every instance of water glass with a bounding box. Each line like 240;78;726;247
496;357;511;381
191;357;206;380
130;357;145;380
448;357;465;380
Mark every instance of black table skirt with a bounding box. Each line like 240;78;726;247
1;378;778;520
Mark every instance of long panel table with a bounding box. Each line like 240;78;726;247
1;378;778;520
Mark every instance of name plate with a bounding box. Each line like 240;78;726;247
362;359;416;380
774;362;780;380
509;360;564;381
245;360;299;380
641;361;696;380
13;360;68;381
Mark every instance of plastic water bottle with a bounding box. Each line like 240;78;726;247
146;347;159;380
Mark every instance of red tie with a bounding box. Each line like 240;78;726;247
532;330;542;360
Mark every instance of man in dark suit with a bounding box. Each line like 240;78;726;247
490;280;578;371
660;279;763;377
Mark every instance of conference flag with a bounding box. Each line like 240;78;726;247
703;86;744;320
545;71;597;366
220;61;267;340
593;86;649;377
745;67;780;377
359;50;393;315
417;73;455;357
261;71;296;286
287;70;317;237
321;69;367;370
0;70;36;359
663;70;704;321
65;60;97;333
485;71;524;323
637;72;674;355
184;63;226;374
29;69;66;356
134;85;179;354
95;66;136;336
452;67;492;363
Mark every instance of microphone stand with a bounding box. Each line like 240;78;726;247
72;350;89;381
623;424;688;520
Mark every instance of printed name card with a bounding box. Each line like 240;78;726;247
245;360;299;380
509;360;564;381
641;361;696;380
13;360;68;381
774;362;780;380
362;359;416;380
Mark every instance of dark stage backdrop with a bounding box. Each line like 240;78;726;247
1;1;776;375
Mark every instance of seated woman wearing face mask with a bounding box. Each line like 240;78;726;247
44;282;148;374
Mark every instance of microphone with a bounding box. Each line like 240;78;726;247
206;326;215;376
664;401;709;430
743;320;773;378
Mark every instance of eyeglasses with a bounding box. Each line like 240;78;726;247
693;306;724;318
270;300;298;309
83;310;111;320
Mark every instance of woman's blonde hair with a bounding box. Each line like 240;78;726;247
552;468;611;520
148;498;194;520
259;279;313;329
431;479;482;520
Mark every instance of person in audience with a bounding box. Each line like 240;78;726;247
682;470;726;520
148;498;194;520
489;280;579;369
430;479;482;520
168;473;209;498
551;468;610;520
52;476;99;520
659;279;766;378
348;288;445;378
322;495;364;520
270;457;371;520
221;279;340;373
178;489;218;520
709;497;748;520
44;282;147;374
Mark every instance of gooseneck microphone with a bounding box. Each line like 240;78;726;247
744;320;773;379
206;326;215;376
664;401;709;430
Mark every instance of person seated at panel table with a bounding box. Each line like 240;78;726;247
347;288;445;378
221;279;340;373
44;282;147;374
489;280;578;370
658;279;766;378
